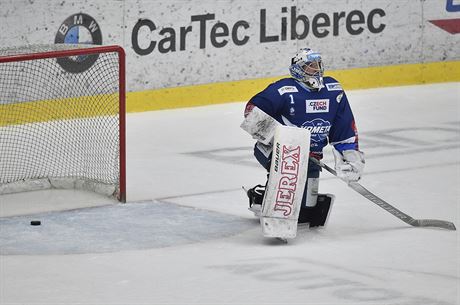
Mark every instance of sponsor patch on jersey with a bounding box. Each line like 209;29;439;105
301;118;331;143
306;99;329;113
326;83;343;91
278;86;299;95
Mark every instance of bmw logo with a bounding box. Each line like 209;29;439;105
55;13;102;73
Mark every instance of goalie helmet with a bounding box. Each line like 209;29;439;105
289;48;324;90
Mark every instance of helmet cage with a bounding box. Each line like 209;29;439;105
289;48;324;89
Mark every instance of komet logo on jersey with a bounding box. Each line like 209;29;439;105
301;118;331;142
306;99;329;113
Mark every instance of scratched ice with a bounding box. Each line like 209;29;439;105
1;83;459;305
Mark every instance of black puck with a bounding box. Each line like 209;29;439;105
30;220;41;226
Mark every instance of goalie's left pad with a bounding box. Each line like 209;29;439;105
298;194;335;227
260;124;310;239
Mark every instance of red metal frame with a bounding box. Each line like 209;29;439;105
0;45;127;202
117;47;127;203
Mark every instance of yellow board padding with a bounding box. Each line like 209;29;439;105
328;60;460;90
126;77;279;112
0;94;118;127
126;60;460;112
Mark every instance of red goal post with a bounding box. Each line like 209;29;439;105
0;44;126;202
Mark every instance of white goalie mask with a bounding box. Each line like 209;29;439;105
289;48;324;90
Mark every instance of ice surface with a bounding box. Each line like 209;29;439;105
0;83;459;304
0;201;254;255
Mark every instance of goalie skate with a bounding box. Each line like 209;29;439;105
244;185;265;217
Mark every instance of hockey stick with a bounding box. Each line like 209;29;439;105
310;157;456;231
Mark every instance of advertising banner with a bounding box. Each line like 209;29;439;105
1;0;459;106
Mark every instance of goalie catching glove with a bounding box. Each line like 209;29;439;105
332;148;365;183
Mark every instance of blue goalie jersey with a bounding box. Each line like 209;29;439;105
248;77;359;159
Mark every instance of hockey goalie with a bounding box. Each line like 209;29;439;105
241;48;365;239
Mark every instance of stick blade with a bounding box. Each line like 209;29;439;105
411;219;456;230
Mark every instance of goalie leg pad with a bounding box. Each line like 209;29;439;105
302;177;319;207
260;125;310;239
298;194;335;227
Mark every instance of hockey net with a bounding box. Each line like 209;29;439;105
0;44;126;202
